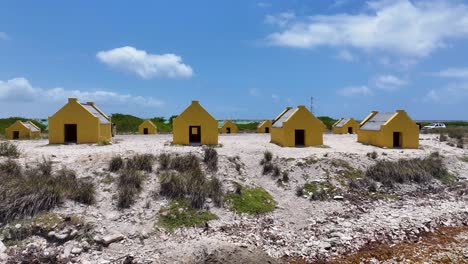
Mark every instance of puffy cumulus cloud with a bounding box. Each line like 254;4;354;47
423;82;468;103
374;74;407;91
265;12;295;27
0;77;164;115
435;67;468;79
267;0;468;57
96;46;193;79
337;86;372;97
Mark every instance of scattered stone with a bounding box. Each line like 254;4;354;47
71;247;83;254
0;241;6;253
101;233;124;246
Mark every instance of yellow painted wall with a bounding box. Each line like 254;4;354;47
332;118;360;134
357;110;419;149
256;120;272;133
270;105;326;147
173;101;218;145
219;120;238;134
5;121;41;139
138;120;157;134
48;98;112;144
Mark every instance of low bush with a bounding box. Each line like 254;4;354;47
367;151;378;159
158;153;171;170
0;141;21;158
349;177;378;192
126;154;155;172
299;181;338;201
0;162;95;224
170;154;200;173
439;134;448;142
260;151;281;176
203;147;218;171
158;199;218;230
456;138;464;149
109;156;124;172
0;159;22;176
117;169;144;209
365;152;452;187
225;186;276;215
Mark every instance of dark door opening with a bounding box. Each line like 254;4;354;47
189;126;201;144
393;132;402;148
348;127;353;134
64;124;77;143
295;129;305;146
143;128;148;135
226;127;231;134
13;131;19;139
265;127;269;133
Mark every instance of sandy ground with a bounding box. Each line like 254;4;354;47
1;133;467;263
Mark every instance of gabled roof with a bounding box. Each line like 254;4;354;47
272;108;295;128
81;103;111;124
360;112;395;131
219;120;236;128
257;120;270;129
334;118;349;128
140;120;156;128
23;121;40;132
272;107;292;124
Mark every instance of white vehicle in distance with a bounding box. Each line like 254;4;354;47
422;123;446;130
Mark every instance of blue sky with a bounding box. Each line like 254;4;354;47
1;0;468;120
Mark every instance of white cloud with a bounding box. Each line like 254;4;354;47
97;46;193;79
335;50;355;62
374;74;407;91
257;2;271;8
0;77;164;107
267;0;468;57
435;67;468;79
0;32;8;40
423;82;468;103
337;86;372;96
265;12;295;27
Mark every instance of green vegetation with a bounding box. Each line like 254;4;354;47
0;117;47;135
458;156;468;162
111;113;172;133
0;141;21;158
158;199;218;230
297;181;339;201
117;169;145;209
126;153;155;172
225;186;276;215
0;159;95;224
236;122;259;132
318;116;338;130
203;147;218;171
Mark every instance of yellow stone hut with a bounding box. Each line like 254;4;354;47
219;120;238;134
256;120;272;133
357;110;419;149
48;98;112;144
173;100;218;145
270;105;326;147
138;120;157;135
5;120;41;140
332;118;360;134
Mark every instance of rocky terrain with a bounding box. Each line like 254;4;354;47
0;133;467;263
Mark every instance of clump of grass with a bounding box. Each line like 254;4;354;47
349;177;378;192
170;154;200;173
126;154;155;172
366;151;378;159
0;141;21;158
37;157;53;176
117;169;144;209
456;138;464;149
0;161;95;224
458;156;468;162
158;153;171;170
158;199;218;230
228;156;244;175
365;152;453;187
203;147;218;171
109;156;124;172
439;134;448;142
225;186;276;215
0;159;22;176
297;181;339;201
260;151;281;176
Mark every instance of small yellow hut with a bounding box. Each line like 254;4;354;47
357;110;419;149
5;120;41;139
270;105;326;147
256;120;272;133
172;100;218;145
332;118;360;134
138;120;157;135
219;120;238;134
48;98;112;144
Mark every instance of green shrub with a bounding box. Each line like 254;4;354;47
365;152;452;186
170;154;200;173
300;181;338;201
208;177;223;207
109;156;124;172
158;153;171;170
117;169;144;209
126;154;155;172
225;186;276;215
158;199;217;230
0;142;21;158
0;159;22;176
203;147;218;171
159;172;187;199
367;151;378;159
